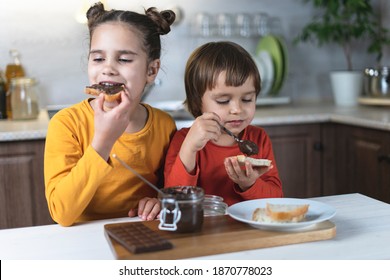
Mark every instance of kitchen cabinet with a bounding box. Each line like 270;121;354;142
0;140;53;229
1;117;389;230
329;124;390;203
263;122;390;204
262;124;323;198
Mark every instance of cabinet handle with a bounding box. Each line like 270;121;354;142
378;154;390;164
313;142;323;151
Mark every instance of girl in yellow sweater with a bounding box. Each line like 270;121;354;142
44;2;176;226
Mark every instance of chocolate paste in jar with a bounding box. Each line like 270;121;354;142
160;186;204;233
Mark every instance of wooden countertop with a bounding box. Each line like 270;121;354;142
0;193;389;260
2;102;390;142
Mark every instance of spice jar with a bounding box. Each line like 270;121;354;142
8;77;39;120
159;186;204;233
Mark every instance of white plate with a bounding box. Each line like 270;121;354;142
253;56;269;98
227;198;336;231
256;50;274;97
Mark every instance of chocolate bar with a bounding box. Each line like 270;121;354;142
104;222;173;254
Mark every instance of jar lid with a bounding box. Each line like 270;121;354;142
160;186;204;201
10;77;36;85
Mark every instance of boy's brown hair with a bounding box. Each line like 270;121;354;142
184;41;261;118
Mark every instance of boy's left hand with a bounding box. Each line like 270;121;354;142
224;157;272;191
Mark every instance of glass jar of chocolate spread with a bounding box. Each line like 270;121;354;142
159;186;204;233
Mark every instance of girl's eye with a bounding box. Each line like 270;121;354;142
119;58;132;63
242;98;254;103
92;57;104;62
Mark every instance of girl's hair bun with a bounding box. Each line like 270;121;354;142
145;7;176;35
86;2;106;29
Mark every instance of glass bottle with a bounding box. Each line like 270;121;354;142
5;50;25;118
0;70;7;119
8;77;39;120
5;50;25;90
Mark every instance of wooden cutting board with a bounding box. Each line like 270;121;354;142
105;215;336;260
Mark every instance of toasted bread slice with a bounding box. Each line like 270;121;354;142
265;203;309;222
236;155;271;167
84;84;124;102
252;203;309;223
252;208;274;222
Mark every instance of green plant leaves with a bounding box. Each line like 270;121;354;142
295;0;390;70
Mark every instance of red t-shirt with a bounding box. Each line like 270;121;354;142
164;125;283;206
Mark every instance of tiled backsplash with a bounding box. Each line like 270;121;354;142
0;0;388;107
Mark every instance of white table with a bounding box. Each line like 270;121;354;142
0;193;389;260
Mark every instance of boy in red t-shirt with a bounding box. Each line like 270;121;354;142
164;41;283;206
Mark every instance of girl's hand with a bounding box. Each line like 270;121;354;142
224;156;273;191
128;197;161;221
91;91;133;160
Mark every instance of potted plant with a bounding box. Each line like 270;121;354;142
294;0;390;106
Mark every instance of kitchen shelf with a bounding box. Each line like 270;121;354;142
358;97;390;106
256;96;291;106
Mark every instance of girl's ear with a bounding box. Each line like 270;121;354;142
146;59;160;82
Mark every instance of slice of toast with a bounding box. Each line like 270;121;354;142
252;203;309;223
236;155;271;167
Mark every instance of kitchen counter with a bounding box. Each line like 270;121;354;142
252;103;390;130
0;193;389;260
0;110;49;141
2;103;390;141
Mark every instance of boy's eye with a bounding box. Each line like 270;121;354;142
216;99;229;104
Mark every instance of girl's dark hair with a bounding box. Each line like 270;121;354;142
86;2;176;62
184;41;261;118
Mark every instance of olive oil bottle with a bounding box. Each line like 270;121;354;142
0;70;7;119
5;49;25;118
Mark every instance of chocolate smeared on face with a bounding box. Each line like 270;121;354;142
85;83;124;95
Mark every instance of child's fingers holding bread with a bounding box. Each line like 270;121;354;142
236;155;272;167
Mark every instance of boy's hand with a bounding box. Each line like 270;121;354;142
178;112;221;174
182;112;222;153
224;156;273;191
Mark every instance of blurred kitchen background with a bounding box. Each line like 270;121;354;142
1;0;389;108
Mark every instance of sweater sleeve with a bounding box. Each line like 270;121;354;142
44;113;113;226
164;129;199;187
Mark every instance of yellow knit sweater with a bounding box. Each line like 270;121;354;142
44;99;176;226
